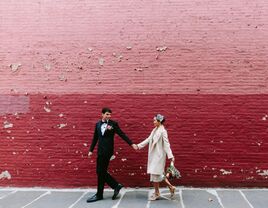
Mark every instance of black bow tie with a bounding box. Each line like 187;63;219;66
101;120;108;124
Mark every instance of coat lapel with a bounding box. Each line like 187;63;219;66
151;126;163;148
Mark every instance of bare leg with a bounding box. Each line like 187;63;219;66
164;178;176;198
153;182;160;196
164;177;173;188
149;182;160;200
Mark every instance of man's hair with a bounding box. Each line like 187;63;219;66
102;107;112;114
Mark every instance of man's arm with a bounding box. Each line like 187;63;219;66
114;122;133;146
88;123;98;157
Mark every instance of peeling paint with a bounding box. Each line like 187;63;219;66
9;63;21;72
44;63;51;71
44;106;51;113
112;53;123;62
0;170;11;180
220;169;232;175
257;170;268;176
156;46;168;52
98;58;104;66
58;74;67;82
246;176;254;180
121;158;127;162
134;68;143;72
262;115;268;121
58;123;67;129
3;121;13;129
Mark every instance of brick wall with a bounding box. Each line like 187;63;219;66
0;0;268;188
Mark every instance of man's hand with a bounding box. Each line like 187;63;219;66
88;151;93;158
131;144;138;150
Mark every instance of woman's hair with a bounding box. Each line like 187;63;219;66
155;114;165;124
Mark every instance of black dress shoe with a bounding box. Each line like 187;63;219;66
112;184;124;200
86;194;103;203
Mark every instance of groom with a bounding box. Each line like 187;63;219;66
87;107;138;203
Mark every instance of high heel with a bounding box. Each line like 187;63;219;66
149;193;160;201
169;186;176;198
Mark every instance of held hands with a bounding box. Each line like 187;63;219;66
131;144;139;150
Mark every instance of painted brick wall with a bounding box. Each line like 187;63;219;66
0;0;268;188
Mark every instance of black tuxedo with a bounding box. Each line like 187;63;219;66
89;119;133;197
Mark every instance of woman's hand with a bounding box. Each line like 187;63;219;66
132;144;138;150
170;157;175;166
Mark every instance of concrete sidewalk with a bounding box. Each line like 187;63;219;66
0;187;268;208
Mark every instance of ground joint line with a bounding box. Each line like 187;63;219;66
68;191;88;208
21;191;50;208
0;190;17;199
239;190;255;208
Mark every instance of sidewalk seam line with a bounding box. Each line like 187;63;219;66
239;190;255;208
68;191;88;208
21;191;50;208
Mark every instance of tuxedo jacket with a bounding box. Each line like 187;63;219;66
89;120;133;157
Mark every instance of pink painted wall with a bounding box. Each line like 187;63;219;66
0;0;268;187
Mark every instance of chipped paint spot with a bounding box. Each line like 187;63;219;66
156;46;168;52
59;113;64;117
220;169;232;175
246;176;254;180
126;46;132;50
98;57;104;66
87;48;93;52
58;74;67;82
9;63;21;72
262;115;268;121
256;141;262;146
0;170;11;180
44;63;51;71
121;158;127;162
257;169;268;176
83;143;87;147
134;68;143;72
3;121;13;129
58;123;67;129
44;106;51;113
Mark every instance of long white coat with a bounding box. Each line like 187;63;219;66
138;125;174;175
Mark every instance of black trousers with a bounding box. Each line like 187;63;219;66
96;155;118;197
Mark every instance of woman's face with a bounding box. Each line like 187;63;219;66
153;118;161;127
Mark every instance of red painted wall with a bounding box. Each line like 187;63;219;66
0;0;268;188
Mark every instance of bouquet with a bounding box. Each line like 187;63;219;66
165;161;181;180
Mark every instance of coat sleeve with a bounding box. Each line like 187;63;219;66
162;130;174;159
137;129;153;149
89;123;98;152
114;122;133;146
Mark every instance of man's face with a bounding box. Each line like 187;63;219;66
102;112;111;121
